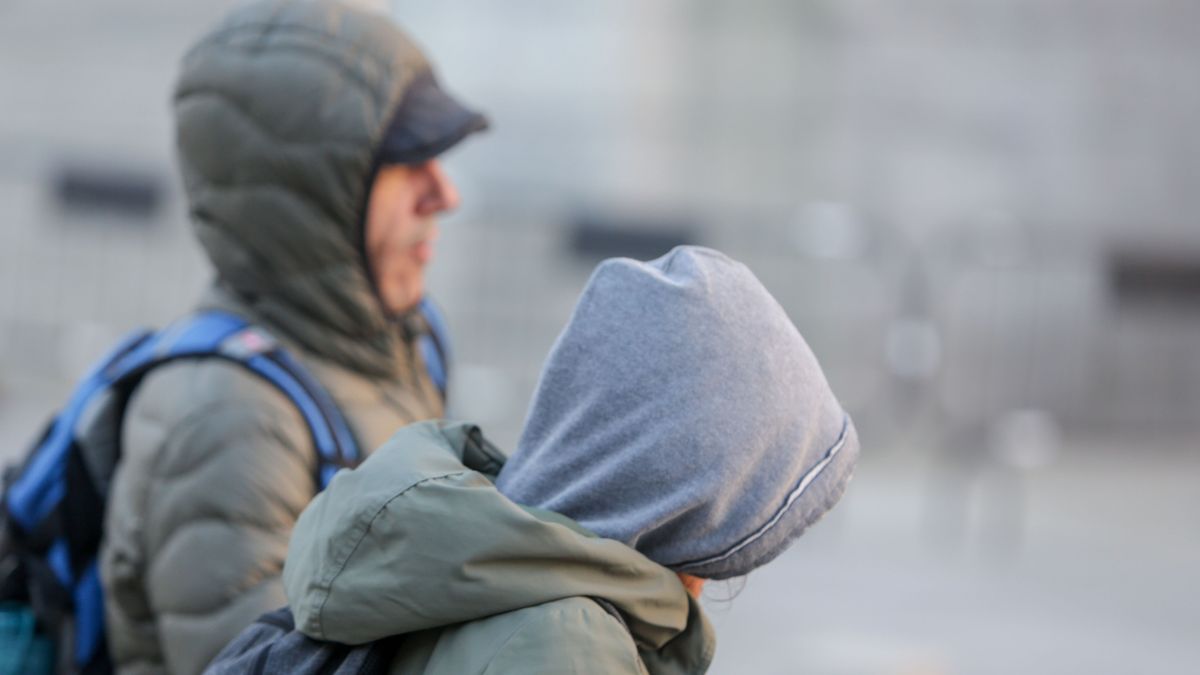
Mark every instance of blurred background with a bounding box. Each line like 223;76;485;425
2;0;1198;673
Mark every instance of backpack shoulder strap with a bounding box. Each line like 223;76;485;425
6;312;359;535
5;328;153;533
417;296;452;402
111;311;364;486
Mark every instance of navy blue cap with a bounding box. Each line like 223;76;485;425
377;69;488;165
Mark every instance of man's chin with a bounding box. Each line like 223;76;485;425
382;288;424;319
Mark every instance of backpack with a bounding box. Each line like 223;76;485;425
203;606;401;675
205;599;633;675
0;305;450;674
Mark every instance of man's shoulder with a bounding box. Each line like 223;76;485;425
118;357;310;475
113;353;317;497
128;356;301;426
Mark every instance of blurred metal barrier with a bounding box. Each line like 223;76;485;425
918;221;1090;555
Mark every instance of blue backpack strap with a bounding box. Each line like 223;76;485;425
8;312;358;529
73;560;105;668
4;311;360;671
104;311;362;484
417;296;451;401
5;328;154;532
219;332;362;486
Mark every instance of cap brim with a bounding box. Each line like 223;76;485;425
376;70;489;165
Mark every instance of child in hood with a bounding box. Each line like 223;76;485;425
215;246;859;674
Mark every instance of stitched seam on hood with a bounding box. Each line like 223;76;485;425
192;20;403;77
312;471;468;639
191;187;357;267
185;25;397;112
191;189;353;253
176;87;369;151
195;221;363;291
672;414;852;569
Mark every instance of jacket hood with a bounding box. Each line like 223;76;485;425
496;246;859;579
174;0;441;378
283;421;714;674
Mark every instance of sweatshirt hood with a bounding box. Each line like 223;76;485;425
283;421;715;674
496;246;859;579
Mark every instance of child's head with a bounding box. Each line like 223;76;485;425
497;246;858;580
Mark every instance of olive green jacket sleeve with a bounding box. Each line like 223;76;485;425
473;598;649;675
384;596;648;675
284;421;715;675
101;360;317;675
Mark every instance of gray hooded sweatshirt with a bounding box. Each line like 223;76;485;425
498;246;858;579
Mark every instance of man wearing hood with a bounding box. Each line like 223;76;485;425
99;1;486;673
257;246;860;674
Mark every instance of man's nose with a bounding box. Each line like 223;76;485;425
416;160;460;216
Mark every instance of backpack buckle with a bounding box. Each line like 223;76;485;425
219;327;278;359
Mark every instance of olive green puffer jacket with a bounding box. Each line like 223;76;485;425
283;421;717;675
98;2;446;673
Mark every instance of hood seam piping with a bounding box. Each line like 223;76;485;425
671;414;852;570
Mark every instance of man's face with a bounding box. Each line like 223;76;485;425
364;160;460;316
